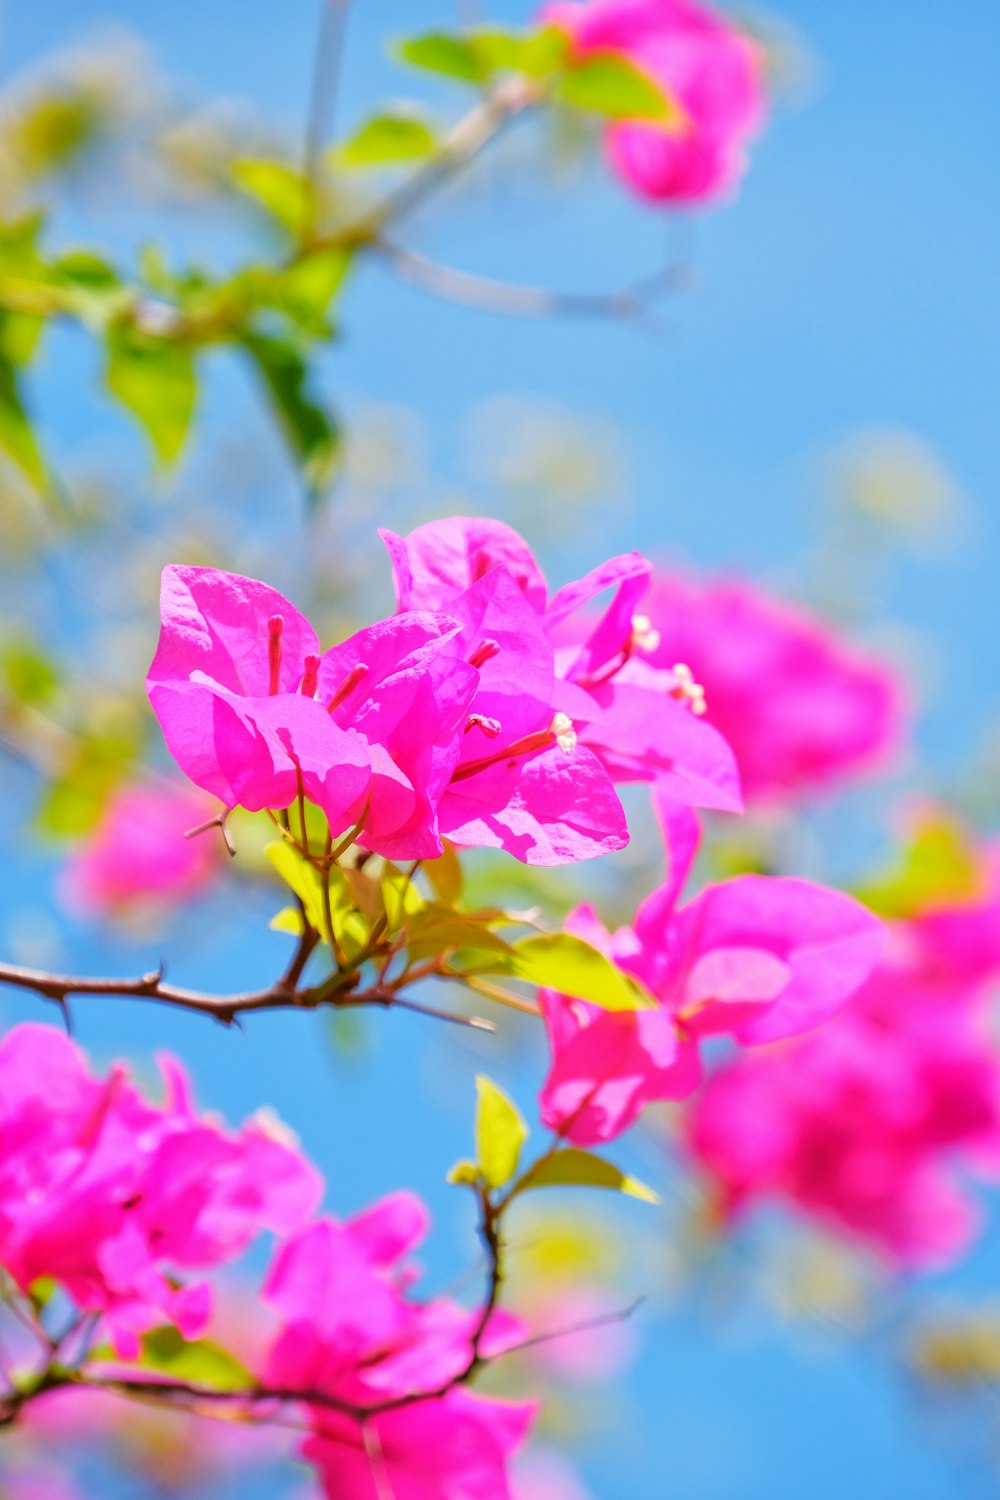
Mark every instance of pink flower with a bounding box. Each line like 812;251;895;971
541;0;766;204
263;1192;535;1500
538;795;883;1144
148;561;629;866
381;517;742;817
0;1024;322;1355
57;782;220;920
641;569;906;805
686;833;1000;1267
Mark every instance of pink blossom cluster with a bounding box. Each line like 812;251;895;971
57;782;221;921
541;0;766;204
686;834;1000;1266
146;517;741;868
641;569;906;805
539;794;884;1142
0;1023;321;1354
263;1193;535;1500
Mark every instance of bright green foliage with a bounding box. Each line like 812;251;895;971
339;111;440;168
518;1147;659;1204
232;158;315;239
396;33;493;85
0;639;60;706
471;27;569;79
108;1327;253;1394
446;1158;480;1187
856;811;983;920
554;52;684;124
484;931;656;1011
105;324;197;466
266;841;368;956
476;1074;528;1190
398;25;569;85
240;330;341;495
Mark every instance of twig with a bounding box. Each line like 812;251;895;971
375;238;676;327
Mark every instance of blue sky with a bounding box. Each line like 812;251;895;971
3;1;1000;1496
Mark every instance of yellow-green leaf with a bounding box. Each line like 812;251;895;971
397;33;490;84
555;52;684;125
233;158;313;237
446;1158;480;1187
518;1148;659;1204
424;844;464;906
0;356;46;488
339;111;439;168
500;932;656;1011
476;1074;528;1190
95;1327;253;1393
105;327;196;466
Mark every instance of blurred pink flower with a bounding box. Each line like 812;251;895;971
642;569;906;805
539;795;883;1144
57;782;220;920
0;1024;322;1355
541;0;765;204
687;842;1000;1266
264;1192;535;1500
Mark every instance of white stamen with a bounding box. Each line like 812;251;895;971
671;662;707;716
551;711;577;752
631;613;661;653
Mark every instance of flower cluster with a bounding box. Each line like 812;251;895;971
0;1024;321;1354
641;568;905;805
146;517;740;869
686;821;1000;1266
538;794;884;1143
264;1194;535;1500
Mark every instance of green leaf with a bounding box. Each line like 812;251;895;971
476;1074;528;1190
472;25;569;78
518;1147;659;1204
397;32;491;84
240;330;340;494
105;326;196;466
555;52;683;124
381;860;425;933
339;111;439;168
446;1158;480;1187
0;639;60;706
856;813;982;921
233;158;314;237
0;355;46;487
279;247;353;335
423;844;464;906
266;840;367;954
496;932;655;1012
405;906;513;963
106;1327;253;1394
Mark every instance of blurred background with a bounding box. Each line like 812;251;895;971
1;1;999;1496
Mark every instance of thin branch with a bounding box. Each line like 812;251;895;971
375;238;677;327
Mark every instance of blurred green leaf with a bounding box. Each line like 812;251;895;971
240;329;340;494
397;32;491;84
339;111;439;168
446;1158;480;1187
96;1327;253;1394
517;1147;659;1203
0;639;60;706
233;158;314;238
555;52;683;123
472;25;568;78
105;325;196;465
856;812;983;920
476;1074;528;1190
0;354;46;487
